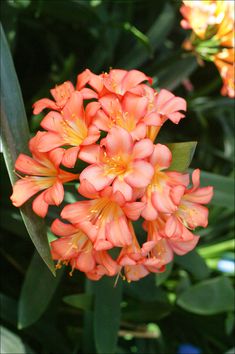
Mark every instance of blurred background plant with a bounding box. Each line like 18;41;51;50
0;1;234;354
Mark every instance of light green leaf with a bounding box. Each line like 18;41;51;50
18;252;63;329
93;276;123;354
199;170;234;208
63;294;93;311
177;276;234;315
175;250;211;280
7;0;31;8
0;326;27;354
167;142;197;172
0;24;54;274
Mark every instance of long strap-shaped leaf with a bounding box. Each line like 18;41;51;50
0;24;54;274
94;276;123;354
18;251;63;329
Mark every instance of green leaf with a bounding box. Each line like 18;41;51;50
189;96;234;112
177;276;235;315
0;326;27;354
0;24;54;274
199;170;234;208
93;276;123;354
18;252;63;329
124;273;168;302
225;312;235;336
63;294;93;311
155;54;198;90
123;299;172;323
117;3;175;68
7;0;31;8
175;250;211;280
166;142;197;172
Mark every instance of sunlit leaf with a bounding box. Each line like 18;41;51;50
0;326;28;354
177;276;234;315
0;25;54;273
18;252;63;329
93;276;123;354
167;142;197;172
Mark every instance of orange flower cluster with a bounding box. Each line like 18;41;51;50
11;69;213;281
180;0;235;97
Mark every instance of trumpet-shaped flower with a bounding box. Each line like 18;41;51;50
37;92;100;168
60;181;145;251
144;216;199;257
79;126;154;201
180;0;234;97
33;81;75;114
117;221;172;281
141;144;189;220
10;132;79;217
50;219;119;278
93;92;149;140
130;85;187;141
167;168;213;230
76;68;152;98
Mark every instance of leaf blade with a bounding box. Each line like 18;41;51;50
0;24;54;273
18;252;63;329
167;141;197;172
93;276;123;354
177;276;234;315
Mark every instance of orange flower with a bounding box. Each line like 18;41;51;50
37;92;100;168
33;81;75;114
10;132;79;217
60;180;145;251
50;219;119;279
180;0;235;97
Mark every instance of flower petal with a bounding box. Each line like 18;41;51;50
113;178;133;201
32;190;49;217
62;146;80;168
122;202;145;220
78;179;99;199
106;216;132;247
80;165;113;191
102;126;133;156
79;145;100;164
51;219;77;237
10;177;42;207
149;144;172;169
76;251;96;272
40;111;63;132
125;161;154;188
44;181;64;206
132;139;154;159
33;98;58;115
